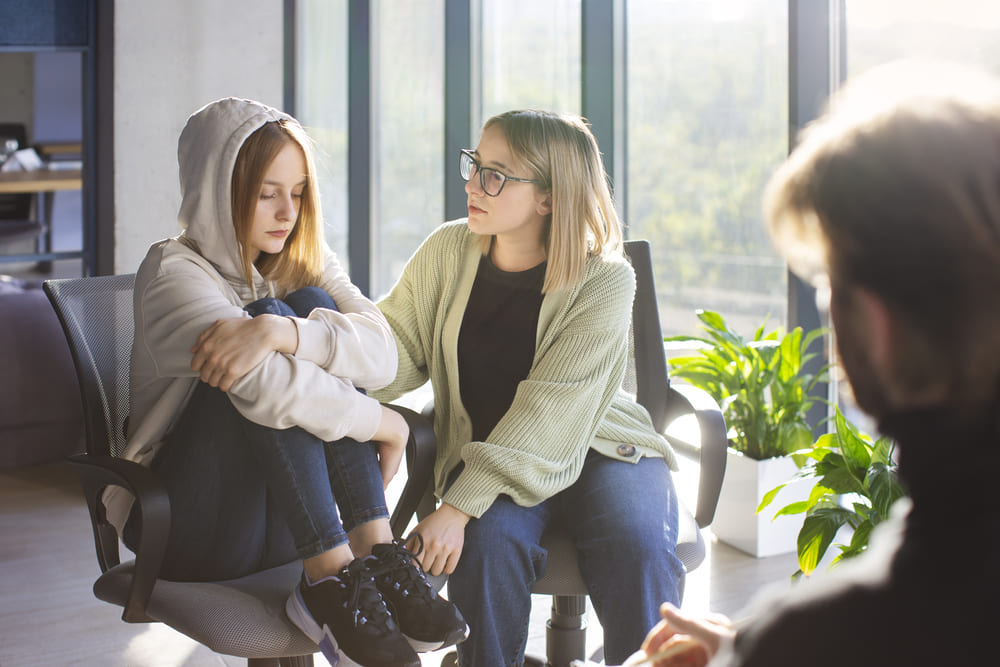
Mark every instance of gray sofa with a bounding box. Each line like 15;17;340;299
0;276;84;468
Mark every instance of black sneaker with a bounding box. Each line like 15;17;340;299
370;535;470;652
285;557;420;667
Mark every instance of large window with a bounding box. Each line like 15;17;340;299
627;0;789;337
295;0;791;340
295;0;348;262
478;0;581;125
846;1;1000;76
371;0;445;298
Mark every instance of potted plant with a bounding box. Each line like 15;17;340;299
758;406;908;577
666;309;830;557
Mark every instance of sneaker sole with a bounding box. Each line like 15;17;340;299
404;623;470;653
286;588;344;666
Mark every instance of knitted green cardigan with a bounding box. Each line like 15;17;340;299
374;221;677;518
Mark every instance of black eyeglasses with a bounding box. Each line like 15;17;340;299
459;149;542;197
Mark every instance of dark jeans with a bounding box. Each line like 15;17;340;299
128;286;388;582
449;450;686;667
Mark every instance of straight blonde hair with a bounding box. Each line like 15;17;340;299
231;119;325;291
479;110;623;293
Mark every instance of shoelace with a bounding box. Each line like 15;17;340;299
341;558;392;629
371;534;435;601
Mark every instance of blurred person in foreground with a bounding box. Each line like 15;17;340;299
633;59;1000;667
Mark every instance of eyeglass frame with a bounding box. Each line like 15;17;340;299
459;149;543;197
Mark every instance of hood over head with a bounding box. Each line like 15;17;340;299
176;97;296;284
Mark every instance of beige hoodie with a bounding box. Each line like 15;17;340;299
109;98;396;529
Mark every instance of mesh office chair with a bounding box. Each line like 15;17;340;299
389;239;729;667
44;274;318;666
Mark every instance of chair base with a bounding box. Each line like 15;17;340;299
545;594;588;667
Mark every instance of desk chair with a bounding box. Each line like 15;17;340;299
389;240;729;667
0;123;44;248
44;274;318;666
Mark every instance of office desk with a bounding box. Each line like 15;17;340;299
0;168;84;271
0;168;82;194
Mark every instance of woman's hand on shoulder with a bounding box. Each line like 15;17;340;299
190;314;297;391
408;503;470;577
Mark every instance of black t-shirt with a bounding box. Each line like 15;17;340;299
457;254;546;442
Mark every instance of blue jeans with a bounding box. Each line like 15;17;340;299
139;286;388;582
449;450;685;667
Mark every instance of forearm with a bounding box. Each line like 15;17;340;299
228;354;384;442
291;309;398;387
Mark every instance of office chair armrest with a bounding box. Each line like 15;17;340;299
387;404;438;538
662;384;728;528
68;452;170;623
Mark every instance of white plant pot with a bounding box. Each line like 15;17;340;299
711;448;810;558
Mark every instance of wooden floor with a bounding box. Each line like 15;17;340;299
0;458;802;667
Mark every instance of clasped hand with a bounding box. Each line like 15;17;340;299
190;315;296;391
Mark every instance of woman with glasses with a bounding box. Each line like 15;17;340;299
375;109;685;666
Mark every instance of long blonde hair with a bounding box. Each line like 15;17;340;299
479;110;623;293
230;119;324;290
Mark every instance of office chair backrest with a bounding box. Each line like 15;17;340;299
43;274;136;458
623;240;670;433
0;123;33;220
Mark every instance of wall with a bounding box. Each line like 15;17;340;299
113;0;285;273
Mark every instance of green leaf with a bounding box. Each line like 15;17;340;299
870;436;897;467
696;310;745;350
664;334;711;345
665;354;709;368
696;309;728;332
848;520;873;550
777;328;803;382
867;463;906;521
809;433;840;454
801;326;828;354
807;483;835;504
756;483;785;512
778;422;813;457
834;408;872;470
797;506;852;575
771;500;811;518
837;520;874;560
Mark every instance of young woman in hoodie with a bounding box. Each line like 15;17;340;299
120;97;466;667
374;109;686;667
